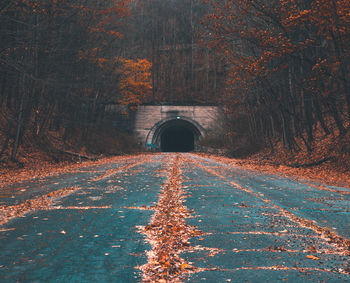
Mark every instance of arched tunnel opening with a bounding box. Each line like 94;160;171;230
161;125;195;152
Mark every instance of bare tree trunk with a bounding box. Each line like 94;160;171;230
190;0;194;98
205;48;209;103
11;75;25;161
0;133;10;158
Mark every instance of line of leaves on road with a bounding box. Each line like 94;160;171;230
132;154;204;282
91;157;151;182
0;187;81;225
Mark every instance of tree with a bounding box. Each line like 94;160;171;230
118;58;153;106
0;0;130;160
201;0;350;151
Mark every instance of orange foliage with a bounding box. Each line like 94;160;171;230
117;58;153;106
203;0;350;95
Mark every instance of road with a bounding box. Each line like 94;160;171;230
0;153;349;282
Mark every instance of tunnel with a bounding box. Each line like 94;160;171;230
161;125;194;152
151;119;201;152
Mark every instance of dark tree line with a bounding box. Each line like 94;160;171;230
1;0;348;161
0;0;129;161
121;0;225;104
202;0;350;152
0;0;227;161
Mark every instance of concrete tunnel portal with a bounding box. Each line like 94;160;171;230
131;105;221;151
149;118;203;152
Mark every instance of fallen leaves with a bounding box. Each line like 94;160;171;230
124;205;154;211
137;155;203;282
0;154;151;188
91;158;150;182
0;228;15;232
195;153;350;189
189;157;350;257
306;255;320;260
0;186;81;225
53;206;111;210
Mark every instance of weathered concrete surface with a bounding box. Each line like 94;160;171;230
106;105;223;149
0;153;349;282
134;105;222;149
105;105;222;150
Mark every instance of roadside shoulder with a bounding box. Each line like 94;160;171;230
194;153;350;189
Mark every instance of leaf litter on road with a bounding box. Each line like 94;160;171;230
133;154;204;282
0;186;81;225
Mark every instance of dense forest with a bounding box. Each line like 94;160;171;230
202;0;350;155
123;0;224;104
0;0;349;163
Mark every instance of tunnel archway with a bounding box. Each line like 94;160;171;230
147;118;204;152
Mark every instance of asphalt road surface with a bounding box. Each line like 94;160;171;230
0;153;349;282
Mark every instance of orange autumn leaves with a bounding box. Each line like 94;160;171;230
118;58;152;106
97;56;152;106
87;0;130;39
203;0;350;91
78;54;152;106
201;0;350;152
25;0;151;108
73;0;152;107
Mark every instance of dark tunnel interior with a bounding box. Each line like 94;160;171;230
161;125;194;152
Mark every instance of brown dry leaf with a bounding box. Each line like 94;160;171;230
306;255;320;260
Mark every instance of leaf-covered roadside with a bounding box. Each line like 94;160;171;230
0;186;81;225
196;153;350;189
0;154;150;188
